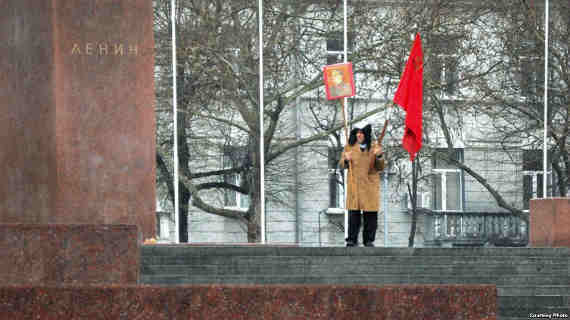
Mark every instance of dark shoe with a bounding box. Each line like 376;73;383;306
364;242;374;247
346;241;357;247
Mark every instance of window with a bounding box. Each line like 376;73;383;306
159;214;170;239
223;146;250;210
515;33;544;98
432;149;464;237
402;191;431;211
326;32;354;65
430;35;459;95
522;150;551;210
328;146;345;208
224;172;250;209
156;212;171;240
517;56;544;97
432;149;464;211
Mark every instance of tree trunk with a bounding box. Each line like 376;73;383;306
176;71;192;242
178;185;190;243
246;140;262;243
245;177;261;242
247;220;260;243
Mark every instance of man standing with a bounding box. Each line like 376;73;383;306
339;124;385;247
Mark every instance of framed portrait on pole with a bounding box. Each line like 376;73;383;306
323;62;355;100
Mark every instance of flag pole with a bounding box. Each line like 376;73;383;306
382;103;394;247
340;98;356;212
171;0;180;244
340;99;349;147
542;0;549;198
258;0;266;243
343;0;349;241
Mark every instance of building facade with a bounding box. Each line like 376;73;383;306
154;1;567;247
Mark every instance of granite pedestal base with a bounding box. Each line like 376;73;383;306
0;284;497;319
0;224;140;285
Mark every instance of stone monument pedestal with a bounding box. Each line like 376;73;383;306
0;224;140;285
530;198;570;247
0;0;156;239
0;284;498;319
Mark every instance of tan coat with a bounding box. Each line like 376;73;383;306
339;142;385;212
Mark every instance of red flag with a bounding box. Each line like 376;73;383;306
394;33;423;161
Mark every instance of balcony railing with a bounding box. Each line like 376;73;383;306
422;210;529;247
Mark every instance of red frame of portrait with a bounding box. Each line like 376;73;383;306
323;62;356;100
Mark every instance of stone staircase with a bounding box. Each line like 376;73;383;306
141;246;570;319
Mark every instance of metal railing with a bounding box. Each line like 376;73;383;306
424;211;529;247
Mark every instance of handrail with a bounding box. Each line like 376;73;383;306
423;210;529;247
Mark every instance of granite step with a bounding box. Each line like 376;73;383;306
140;246;570;320
498;286;570;317
141;246;570;285
141;274;569;286
141;246;570;257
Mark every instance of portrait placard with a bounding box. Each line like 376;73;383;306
323;62;355;100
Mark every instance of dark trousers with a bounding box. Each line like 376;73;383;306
347;210;378;245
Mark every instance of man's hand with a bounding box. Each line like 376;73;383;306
373;144;383;156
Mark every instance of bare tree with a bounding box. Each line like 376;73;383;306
471;0;570;199
152;1;383;242
153;0;568;243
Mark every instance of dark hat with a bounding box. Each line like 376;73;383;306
348;124;372;149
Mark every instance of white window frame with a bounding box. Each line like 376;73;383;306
522;170;551;213
224;174;249;211
222;148;250;211
433;168;463;212
326;31;353;65
431;35;460;97
402;191;431;211
433;167;463;237
159;215;170;240
522;148;552;212
328;168;346;211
